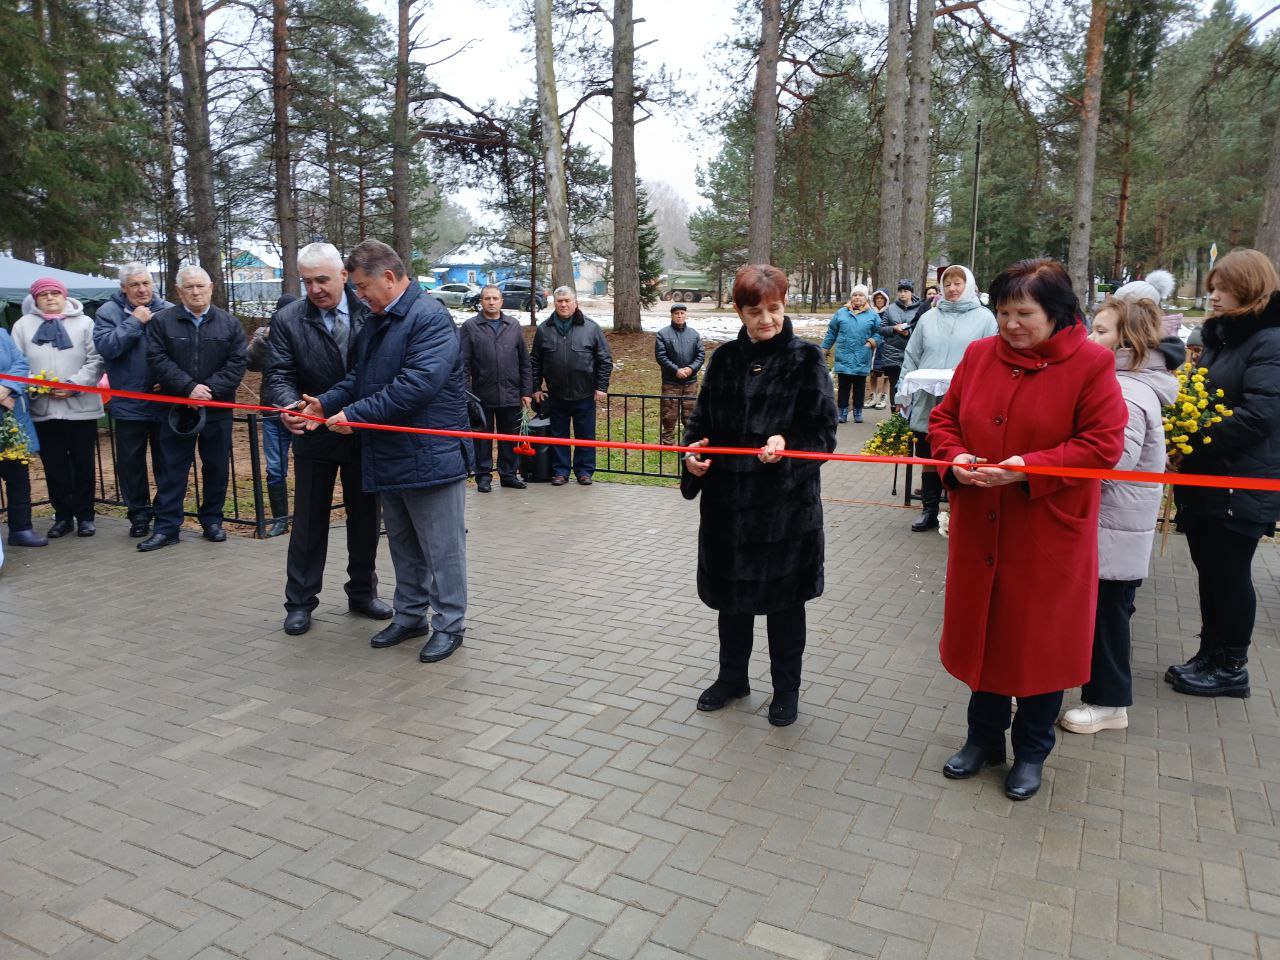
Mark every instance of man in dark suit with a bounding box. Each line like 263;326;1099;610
266;242;392;636
140;265;247;552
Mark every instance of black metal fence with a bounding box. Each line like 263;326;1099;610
1;413;272;535
596;392;687;480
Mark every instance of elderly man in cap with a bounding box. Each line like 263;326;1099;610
298;240;472;663
267;242;391;636
93;262;173;539
655;304;703;445
530;286;613;485
141;265;247;552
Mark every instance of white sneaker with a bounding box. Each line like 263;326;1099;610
874;394;887;409
1060;704;1128;735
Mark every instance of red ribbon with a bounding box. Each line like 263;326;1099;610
4;372;1279;492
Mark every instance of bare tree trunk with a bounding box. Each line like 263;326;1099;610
272;0;299;294
900;0;935;284
534;0;574;291
1068;0;1108;308
1255;110;1280;268
877;0;909;289
1112;86;1134;281
747;0;781;263
529;140;539;326
158;0;181;296
611;0;640;333
391;0;413;270
173;0;226;304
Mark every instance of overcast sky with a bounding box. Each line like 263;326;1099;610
403;0;1276;217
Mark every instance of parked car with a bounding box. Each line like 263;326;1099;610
428;282;481;308
464;279;548;312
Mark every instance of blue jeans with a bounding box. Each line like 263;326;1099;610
260;414;292;488
549;396;597;478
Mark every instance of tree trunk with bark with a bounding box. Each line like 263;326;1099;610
534;0;574;291
1111;85;1134;281
272;0;299;294
173;0;226;304
1067;0;1108;309
900;0;935;285
877;0;909;290
611;0;640;332
391;0;413;271
158;0;181;297
1256;111;1280;268
747;0;781;263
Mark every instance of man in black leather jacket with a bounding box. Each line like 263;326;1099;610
530;287;613;485
654;305;704;444
264;242;392;636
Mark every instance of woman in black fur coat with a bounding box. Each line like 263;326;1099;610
681;264;838;727
1168;248;1280;699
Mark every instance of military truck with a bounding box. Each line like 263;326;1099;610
659;271;718;303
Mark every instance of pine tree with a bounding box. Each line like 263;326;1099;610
637;185;663;308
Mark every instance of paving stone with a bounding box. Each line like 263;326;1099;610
0;476;1276;960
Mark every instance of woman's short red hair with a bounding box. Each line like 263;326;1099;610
732;264;788;308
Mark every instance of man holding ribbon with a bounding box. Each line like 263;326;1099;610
266;242;392;637
298;240;472;664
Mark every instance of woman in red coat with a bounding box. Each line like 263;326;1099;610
928;259;1127;801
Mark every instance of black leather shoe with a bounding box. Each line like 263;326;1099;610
128;518;151;538
475;475;492;493
768;690;799;727
500;476;527;489
1164;636;1213;684
349;598;394;620
419;630;463;663
371;623;428;648
7;528;48;547
1171;648;1250;698
47;518;74;539
551;475;568;486
1005;761;1044;800
283;611;311;636
911;507;939;532
943;741;1006;779
697;679;751;712
77;520;96;537
577;474;593;485
203;524;226;542
137;531;180;552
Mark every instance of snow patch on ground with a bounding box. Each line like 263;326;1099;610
445;307;831;341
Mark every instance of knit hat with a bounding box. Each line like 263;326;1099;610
849;284;870;299
29;277;68;299
1186;326;1203;348
1114;269;1176;307
896;278;915;291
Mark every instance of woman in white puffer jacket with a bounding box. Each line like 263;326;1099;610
1061;296;1178;734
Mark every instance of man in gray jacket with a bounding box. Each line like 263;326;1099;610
459;285;532;492
531;287;612;485
655;304;704;444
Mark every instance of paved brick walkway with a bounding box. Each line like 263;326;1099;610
1;426;1277;959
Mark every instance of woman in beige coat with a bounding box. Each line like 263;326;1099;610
12;278;104;538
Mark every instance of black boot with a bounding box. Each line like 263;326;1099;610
264;484;290;538
912;471;941;532
1171;646;1250;698
1164;633;1213;684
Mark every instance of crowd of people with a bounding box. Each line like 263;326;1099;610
1;243;1278;804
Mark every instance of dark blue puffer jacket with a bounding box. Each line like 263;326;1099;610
316;281;473;492
92;290;173;420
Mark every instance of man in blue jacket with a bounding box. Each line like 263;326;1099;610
299;240;472;664
92;262;172;539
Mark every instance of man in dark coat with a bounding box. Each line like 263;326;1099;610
265;242;392;636
140;265;247;551
530;287;612;485
300;240;472;664
655;304;704;445
459;284;532;492
92;262;172;539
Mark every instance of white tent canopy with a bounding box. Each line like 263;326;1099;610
0;256;118;307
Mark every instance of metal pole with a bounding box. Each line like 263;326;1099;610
968;119;982;269
246;413;267;537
